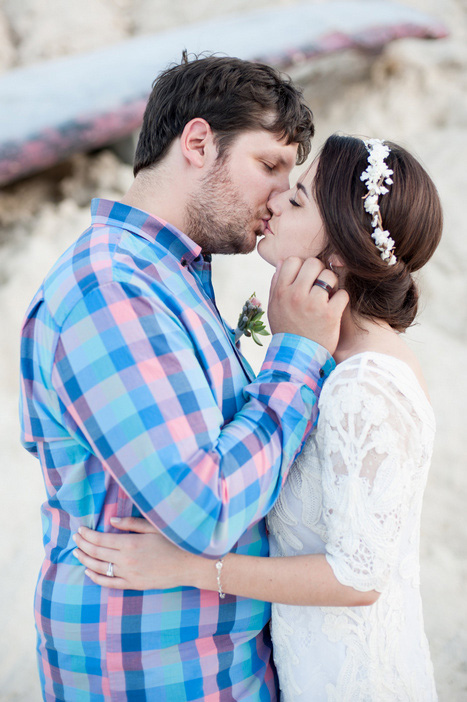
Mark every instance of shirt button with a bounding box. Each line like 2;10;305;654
319;369;325;378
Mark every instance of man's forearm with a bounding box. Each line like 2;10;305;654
54;283;333;557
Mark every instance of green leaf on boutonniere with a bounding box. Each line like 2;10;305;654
234;293;270;346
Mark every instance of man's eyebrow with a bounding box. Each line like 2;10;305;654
296;182;310;199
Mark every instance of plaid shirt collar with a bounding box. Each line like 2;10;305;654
91;198;203;267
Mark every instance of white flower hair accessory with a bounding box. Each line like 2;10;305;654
360;138;397;266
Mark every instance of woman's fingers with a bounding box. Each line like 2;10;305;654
74;547;111;575
110;516;158;534
83;568;128;590
76;526;121;549
74;518;158;561
73;531;119;564
74;547;129;589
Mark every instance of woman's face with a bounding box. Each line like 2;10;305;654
257;160;327;267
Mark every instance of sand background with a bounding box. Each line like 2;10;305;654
0;0;466;699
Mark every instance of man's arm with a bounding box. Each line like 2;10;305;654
54;261;346;557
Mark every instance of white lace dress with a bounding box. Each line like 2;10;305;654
267;353;437;702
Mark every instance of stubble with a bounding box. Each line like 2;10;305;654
184;160;261;255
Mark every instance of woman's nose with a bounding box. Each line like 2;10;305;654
267;192;282;217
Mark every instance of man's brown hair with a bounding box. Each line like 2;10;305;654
134;54;314;176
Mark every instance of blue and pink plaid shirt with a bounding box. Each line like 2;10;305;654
20;199;334;701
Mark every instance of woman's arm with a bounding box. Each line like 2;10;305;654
73;517;379;606
198;550;378;606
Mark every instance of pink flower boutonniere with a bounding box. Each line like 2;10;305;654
234;293;270;346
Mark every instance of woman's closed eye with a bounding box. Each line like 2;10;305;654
289;197;301;207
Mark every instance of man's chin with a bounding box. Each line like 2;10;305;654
243;238;259;254
205;227;258;255
209;240;255;256
230;233;258;255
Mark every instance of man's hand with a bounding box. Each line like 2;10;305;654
268;257;349;356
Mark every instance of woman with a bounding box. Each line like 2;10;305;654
74;134;443;700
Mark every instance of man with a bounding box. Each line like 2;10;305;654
20;56;347;701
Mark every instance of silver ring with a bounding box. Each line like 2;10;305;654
313;279;333;296
106;562;114;578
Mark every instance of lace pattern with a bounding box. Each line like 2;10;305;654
267;353;437;701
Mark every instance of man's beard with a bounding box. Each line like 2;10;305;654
184;160;262;255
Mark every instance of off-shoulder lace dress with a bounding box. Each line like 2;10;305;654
267;353;437;701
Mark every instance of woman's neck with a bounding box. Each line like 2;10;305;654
333;306;431;401
333;306;399;365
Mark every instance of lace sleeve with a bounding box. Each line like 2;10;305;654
319;366;420;592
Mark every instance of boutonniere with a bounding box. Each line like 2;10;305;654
234;293;270;346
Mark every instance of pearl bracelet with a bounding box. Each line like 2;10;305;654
215;559;225;599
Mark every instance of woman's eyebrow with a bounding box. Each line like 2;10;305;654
296;182;310;199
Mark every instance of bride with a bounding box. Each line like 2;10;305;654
74;134;443;701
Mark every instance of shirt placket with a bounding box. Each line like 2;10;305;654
190;255;255;384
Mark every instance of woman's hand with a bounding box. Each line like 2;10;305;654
73;518;379;606
73;517;197;590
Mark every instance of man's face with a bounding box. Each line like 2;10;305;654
185;130;298;254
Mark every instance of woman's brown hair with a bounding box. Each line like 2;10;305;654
314;135;443;331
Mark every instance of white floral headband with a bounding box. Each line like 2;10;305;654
360;138;397;266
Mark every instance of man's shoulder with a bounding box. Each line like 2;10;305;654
38;223;116;323
33;218;184;329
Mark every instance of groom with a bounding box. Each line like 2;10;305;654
20;55;346;701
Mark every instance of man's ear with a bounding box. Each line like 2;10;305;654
180;118;215;168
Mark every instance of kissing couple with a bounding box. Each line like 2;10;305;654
21;54;442;701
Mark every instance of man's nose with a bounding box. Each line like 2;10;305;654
269;172;290;200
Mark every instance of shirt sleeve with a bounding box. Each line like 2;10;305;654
51;281;333;557
320;370;417;592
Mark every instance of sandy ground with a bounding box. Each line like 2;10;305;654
0;0;466;699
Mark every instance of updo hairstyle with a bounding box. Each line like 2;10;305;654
314;135;443;331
